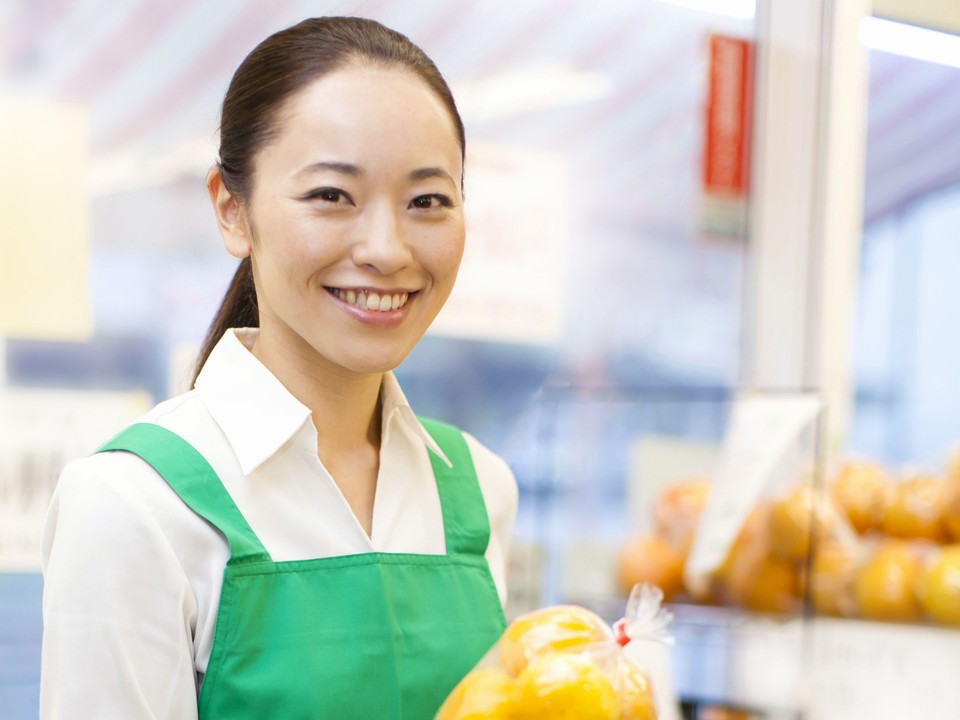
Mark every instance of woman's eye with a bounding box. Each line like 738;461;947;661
410;194;452;210
303;188;351;204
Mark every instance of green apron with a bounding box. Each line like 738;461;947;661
98;419;507;719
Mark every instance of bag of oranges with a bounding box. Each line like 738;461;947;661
436;583;672;719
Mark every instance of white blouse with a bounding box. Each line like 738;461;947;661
39;328;518;720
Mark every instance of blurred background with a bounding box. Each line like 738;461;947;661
2;0;959;718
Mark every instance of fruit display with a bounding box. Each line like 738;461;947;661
616;448;960;627
436;584;670;719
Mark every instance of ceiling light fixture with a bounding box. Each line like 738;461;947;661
860;16;960;69
454;64;614;123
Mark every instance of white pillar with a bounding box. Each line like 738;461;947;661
743;0;871;456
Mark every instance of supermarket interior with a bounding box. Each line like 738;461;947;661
2;0;960;718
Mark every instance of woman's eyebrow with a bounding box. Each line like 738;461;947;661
409;167;454;183
294;161;363;177
293;162;454;184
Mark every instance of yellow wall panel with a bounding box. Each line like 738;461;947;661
0;99;92;340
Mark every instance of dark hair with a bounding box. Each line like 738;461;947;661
193;16;465;385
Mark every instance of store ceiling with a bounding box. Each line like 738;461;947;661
1;0;958;228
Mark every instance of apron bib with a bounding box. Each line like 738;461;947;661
98;419;506;719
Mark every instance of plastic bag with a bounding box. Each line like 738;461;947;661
436;583;673;719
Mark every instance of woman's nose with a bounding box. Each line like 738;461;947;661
350;204;413;275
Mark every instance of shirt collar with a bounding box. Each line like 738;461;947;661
380;372;452;468
195;329;451;474
195;329;312;475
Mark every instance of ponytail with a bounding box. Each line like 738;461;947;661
192;257;258;386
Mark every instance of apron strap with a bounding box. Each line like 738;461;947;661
419;418;491;557
97;423;272;565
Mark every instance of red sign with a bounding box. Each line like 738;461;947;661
703;34;754;198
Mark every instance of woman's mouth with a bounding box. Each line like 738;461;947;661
328;288;411;312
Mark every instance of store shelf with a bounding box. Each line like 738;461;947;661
669;602;960;719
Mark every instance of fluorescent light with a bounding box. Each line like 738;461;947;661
89;133;217;196
860;16;960;69
454;65;614;123
653;0;755;20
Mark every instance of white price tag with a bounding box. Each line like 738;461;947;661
684;393;822;595
808;618;960;719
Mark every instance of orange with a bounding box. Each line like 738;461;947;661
715;503;771;585
511;652;620;719
654;478;711;554
436;668;516;720
810;542;859;617
918;544;960;626
697;708;751;720
830;460;890;534
945;514;960;543
854;540;923;622
497;605;612;678
725;549;801;614
715;503;800;613
943;451;960;541
616;534;686;601
767;484;849;562
616;657;657;720
881;474;947;543
768;485;816;562
701;504;759;605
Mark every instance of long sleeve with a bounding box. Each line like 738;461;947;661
40;456;200;720
464;432;519;607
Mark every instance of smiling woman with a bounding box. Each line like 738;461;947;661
208;63;466;385
39;17;517;720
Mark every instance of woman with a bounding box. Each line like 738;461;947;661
40;17;517;719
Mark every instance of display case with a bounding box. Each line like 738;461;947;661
518;384;960;719
509;386;824;719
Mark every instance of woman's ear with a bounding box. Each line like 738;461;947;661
207;166;252;259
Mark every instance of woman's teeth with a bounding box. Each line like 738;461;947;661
332;289;410;312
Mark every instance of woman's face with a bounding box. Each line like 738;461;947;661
223;63;465;377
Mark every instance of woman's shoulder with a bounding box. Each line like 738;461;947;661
48;388;228;551
56;389;203;495
46;395;227;583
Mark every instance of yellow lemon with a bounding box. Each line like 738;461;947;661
511;652;620;720
436;667;516;720
498;605;611;677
